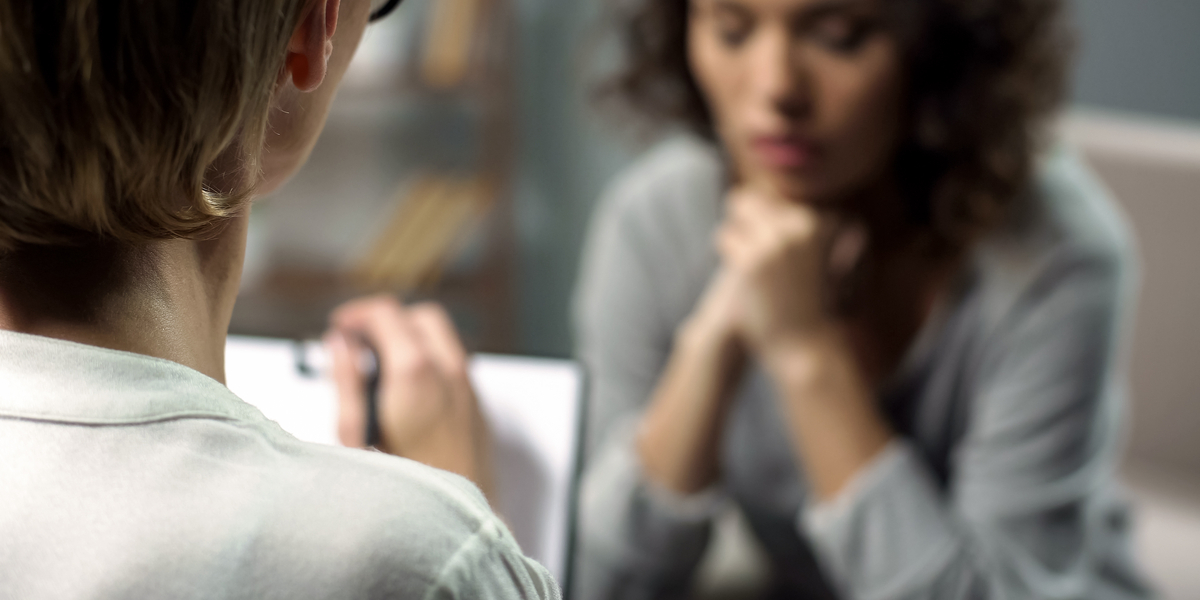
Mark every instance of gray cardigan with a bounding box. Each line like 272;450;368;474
571;136;1156;600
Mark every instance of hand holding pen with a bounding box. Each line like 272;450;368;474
324;295;495;500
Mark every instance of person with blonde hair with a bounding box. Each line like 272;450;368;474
0;1;556;598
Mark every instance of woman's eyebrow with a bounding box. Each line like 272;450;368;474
704;0;753;16
700;0;873;19
794;0;874;20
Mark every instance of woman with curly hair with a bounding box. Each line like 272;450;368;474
572;0;1156;598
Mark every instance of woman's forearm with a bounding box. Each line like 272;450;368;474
762;325;893;502
636;320;745;495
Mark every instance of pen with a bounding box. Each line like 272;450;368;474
359;341;382;447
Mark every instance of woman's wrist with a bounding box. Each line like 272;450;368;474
677;314;741;364
760;324;893;500
759;323;854;396
637;316;747;495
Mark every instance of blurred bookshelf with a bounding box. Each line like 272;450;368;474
232;0;520;352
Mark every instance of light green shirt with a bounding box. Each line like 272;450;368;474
0;330;560;600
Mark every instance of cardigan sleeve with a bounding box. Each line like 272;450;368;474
570;171;725;600
799;251;1145;600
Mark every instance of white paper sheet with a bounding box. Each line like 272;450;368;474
223;335;583;583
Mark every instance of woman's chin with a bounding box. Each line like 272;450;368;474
756;171;837;207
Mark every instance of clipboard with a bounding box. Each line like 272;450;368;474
223;335;585;587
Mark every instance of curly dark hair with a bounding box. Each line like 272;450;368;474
605;0;1071;253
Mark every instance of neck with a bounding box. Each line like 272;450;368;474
0;216;248;383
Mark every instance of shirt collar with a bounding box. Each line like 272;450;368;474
0;330;268;426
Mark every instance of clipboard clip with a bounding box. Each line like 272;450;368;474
292;338;384;447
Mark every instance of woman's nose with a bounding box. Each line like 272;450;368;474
750;28;810;119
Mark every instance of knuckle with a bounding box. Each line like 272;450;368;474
332;295;402;330
412;304;451;329
370;295;404;317
368;292;400;305
329;302;361;325
388;351;433;379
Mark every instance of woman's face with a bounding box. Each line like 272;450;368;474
688;0;904;205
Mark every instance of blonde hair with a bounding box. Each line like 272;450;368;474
0;0;309;251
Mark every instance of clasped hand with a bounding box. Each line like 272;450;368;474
703;187;864;362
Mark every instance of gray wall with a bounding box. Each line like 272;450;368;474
1071;0;1200;122
512;0;1200;357
512;0;632;356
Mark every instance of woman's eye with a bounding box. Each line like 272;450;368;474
718;25;751;46
714;13;752;47
809;17;876;53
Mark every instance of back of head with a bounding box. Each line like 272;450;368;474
0;0;307;252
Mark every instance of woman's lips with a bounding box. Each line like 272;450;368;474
750;135;822;169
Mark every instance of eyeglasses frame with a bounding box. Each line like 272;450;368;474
369;0;403;23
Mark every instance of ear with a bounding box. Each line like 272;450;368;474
285;0;341;92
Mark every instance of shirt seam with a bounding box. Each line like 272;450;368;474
420;518;529;600
0;409;254;426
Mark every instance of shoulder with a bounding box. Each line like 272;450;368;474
949;152;1136;456
970;146;1136;332
984;145;1133;273
591;134;726;241
259;431;492;537
240;429;548;595
576;135;727;323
